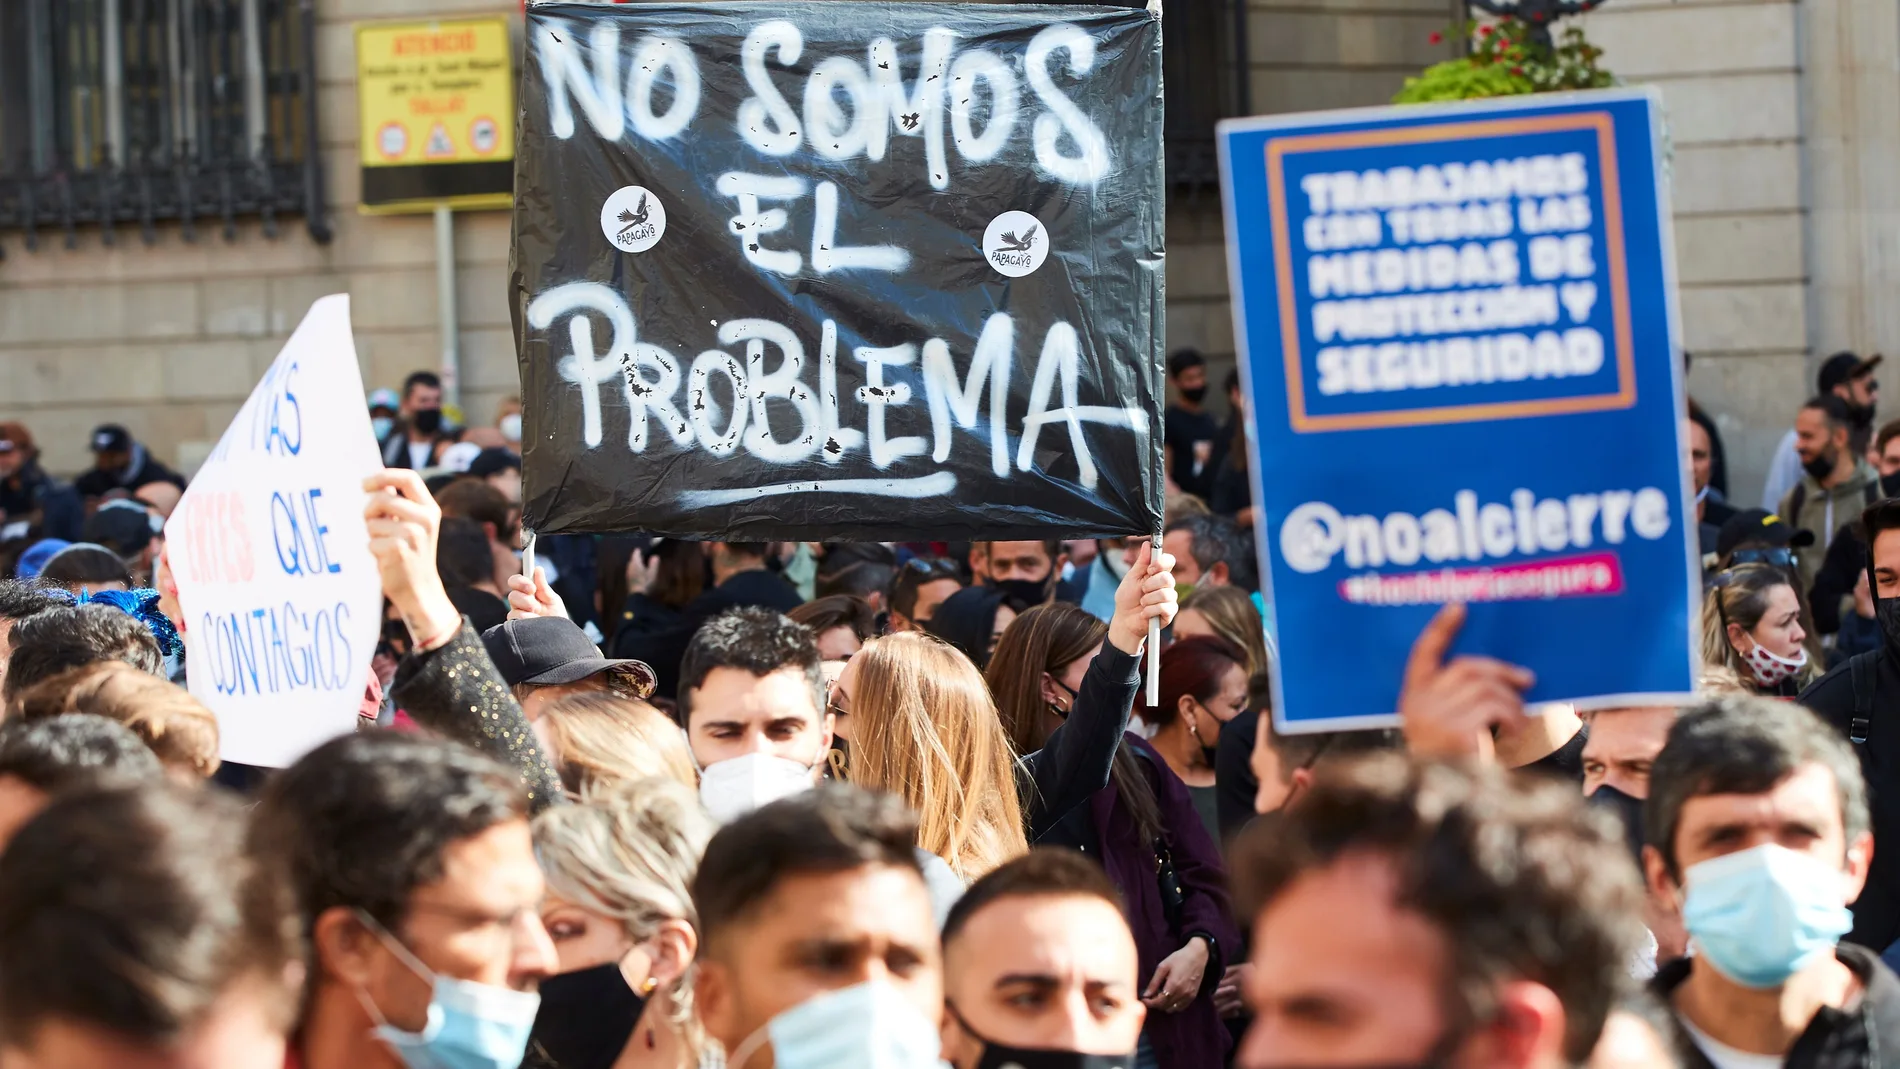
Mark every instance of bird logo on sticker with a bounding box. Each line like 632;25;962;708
983;211;1050;278
599;186;667;253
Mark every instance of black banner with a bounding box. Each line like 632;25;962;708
511;2;1163;540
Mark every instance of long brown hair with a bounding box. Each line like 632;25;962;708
986;603;1165;849
850;631;1029;879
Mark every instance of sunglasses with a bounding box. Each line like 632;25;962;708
1728;547;1795;569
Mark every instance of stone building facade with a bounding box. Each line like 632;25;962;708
0;0;1882;503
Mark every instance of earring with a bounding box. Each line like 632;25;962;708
639;976;660;996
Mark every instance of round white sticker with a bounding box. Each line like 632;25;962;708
600;186;667;254
469;116;499;155
983;211;1050;278
376;121;407;160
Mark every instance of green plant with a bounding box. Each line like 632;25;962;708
1393;19;1614;104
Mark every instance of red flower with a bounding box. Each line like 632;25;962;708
1478;24;1492;35
1429;30;1443;43
1510;65;1524;74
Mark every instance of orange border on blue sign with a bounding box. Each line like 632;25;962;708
1265;112;1636;433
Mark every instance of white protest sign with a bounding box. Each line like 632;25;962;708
164;295;384;767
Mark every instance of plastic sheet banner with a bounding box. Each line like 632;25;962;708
510;2;1163;540
1218;89;1700;732
164;296;385;766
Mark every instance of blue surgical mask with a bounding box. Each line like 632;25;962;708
728;980;941;1069
353;909;542;1069
1681;843;1854;989
372;416;395;441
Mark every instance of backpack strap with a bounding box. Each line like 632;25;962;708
1850;651;1877;746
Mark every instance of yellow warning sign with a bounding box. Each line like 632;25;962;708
355;16;514;212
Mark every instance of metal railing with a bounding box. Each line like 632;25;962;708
0;0;329;256
1162;0;1250;192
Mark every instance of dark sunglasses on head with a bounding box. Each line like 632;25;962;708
1729;547;1795;569
898;556;960;580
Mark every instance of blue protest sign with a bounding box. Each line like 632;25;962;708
1217;89;1698;732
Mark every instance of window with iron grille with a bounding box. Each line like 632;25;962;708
1161;0;1250;192
0;0;329;256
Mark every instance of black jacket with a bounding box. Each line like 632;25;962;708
611;568;804;699
0;461;83;542
72;445;184;499
1802;653;1900;949
1652;943;1900;1068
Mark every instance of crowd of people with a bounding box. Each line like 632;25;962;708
0;355;1894;1069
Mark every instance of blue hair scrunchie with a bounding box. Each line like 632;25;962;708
75;588;184;659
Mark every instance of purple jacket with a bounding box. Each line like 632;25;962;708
1090;734;1242;1069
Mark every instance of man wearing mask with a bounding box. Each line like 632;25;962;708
1801;498;1900;949
249;732;560;1069
1778;395;1880;598
1232;754;1640;1069
368;388;401;447
940;849;1146;1069
1164;349;1219;500
72;424;185;502
1581;705;1689;973
972;540;1068;606
1763;353;1881;510
1643;696;1900;1066
1162;514;1254;594
381;371;448;471
1081;537;1135;621
693;786;945;1069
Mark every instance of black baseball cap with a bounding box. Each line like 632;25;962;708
1716;509;1816;560
480;616;656;695
1819;352;1882;393
89;424;132;453
82;500;161;558
468;448;521;480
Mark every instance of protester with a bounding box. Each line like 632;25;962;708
939;849;1146;1069
1876;418;1900;478
1144;635;1251;838
470;447;523;506
72;423;185;501
1208;371;1255;526
971;540;1068;605
80;499;161;585
1164;348;1220;500
1779;395;1880;595
613;541;802;699
814;543;897;612
0;714;163;851
1700;564;1818;696
33;542;133;594
1762;352;1881;509
1577;704;1690;972
1079;537;1134;621
483;615;657;719
538;692;699;794
14;660;219;780
606;539;708;653
1245;696;1400;819
1163;514;1254;592
0;784;299;1069
1642;696;1900;1065
923;585;1019;668
787;595;875;662
1176;585;1269;677
437;515;510;630
0;582;62;696
1687;417;1737;561
2;603;163;707
529;777;714;1069
1232;754;1642;1069
691;786;945;1069
250;732;560;1069
674;607;831;816
435;477;523;594
885;556;964;633
0;421;82;543
380;371;450;470
368;387;401;446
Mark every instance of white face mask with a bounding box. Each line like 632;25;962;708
499;412;523;443
698;752;819;824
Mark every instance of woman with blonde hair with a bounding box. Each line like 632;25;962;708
538;692;698;795
832;542;1181;880
529;777;715;1069
1701;563;1820;697
1174;584;1269;677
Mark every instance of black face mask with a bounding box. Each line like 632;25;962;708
951;1003;1136;1069
1849;400;1878;429
991;577;1052;607
1882;470;1900;499
527;962;647;1069
411;407;444;435
1877;595;1900;663
1802;447;1839;481
1587;784;1646;865
1179;385;1208;404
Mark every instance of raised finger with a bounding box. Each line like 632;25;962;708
1402;603;1467;693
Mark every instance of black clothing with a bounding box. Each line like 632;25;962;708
1164;405;1220;499
71;445;184;500
1020;644;1142;841
1652;943;1900;1069
1215;708;1260;846
1813;526;1869;635
1516;724;1587;785
0;461;83;542
1802;654;1900;949
610;567;803;699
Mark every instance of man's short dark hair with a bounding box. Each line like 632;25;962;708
816;561;897;602
248;732;528;937
788;595;876;643
1876;419;1900;459
677;607;822;723
1167;348;1206;378
1864;498;1900;551
0;783;299;1048
888;557;964;619
436;517;495;591
1646;695;1868;878
942;847;1124;947
693;785;923;954
1232;754;1641;1064
1164;513;1257;591
0;713;163;792
35;544;134;590
3;605;163;702
0;582;62;626
402;370;442;397
435;479;513;540
1805;394;1853;431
